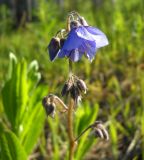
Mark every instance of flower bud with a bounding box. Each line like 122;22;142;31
76;79;87;94
92;121;109;141
96;123;109;141
45;103;56;118
61;81;73;96
61;83;69;96
42;96;56;118
94;128;104;139
70;85;81;104
48;37;60;61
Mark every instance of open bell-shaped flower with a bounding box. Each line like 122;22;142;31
58;23;109;62
47;12;109;62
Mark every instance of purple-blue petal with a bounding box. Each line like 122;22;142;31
75;26;96;41
85;26;109;48
57;25;108;62
61;27;95;51
78;40;97;61
58;49;84;62
58;49;66;58
68;49;84;62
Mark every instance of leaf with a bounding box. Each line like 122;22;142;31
1;53;48;155
19;85;47;154
0;134;12;160
0;123;27;160
27;60;41;93
7;52;17;80
2;59;28;133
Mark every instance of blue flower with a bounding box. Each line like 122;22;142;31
47;14;109;62
58;25;108;62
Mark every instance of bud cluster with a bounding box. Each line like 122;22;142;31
61;75;87;105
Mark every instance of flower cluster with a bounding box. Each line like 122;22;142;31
61;74;87;105
48;11;108;62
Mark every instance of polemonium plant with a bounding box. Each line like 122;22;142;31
43;11;109;160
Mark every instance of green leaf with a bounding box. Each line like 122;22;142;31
8;52;17;80
27;60;41;93
1;53;48;155
2;59;28;133
0;134;12;160
0;124;27;160
19;85;47;154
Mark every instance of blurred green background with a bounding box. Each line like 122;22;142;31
0;0;144;160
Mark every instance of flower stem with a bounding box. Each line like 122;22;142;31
75;125;92;142
69;59;73;76
67;59;76;160
67;98;76;160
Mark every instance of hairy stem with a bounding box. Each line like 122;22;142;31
67;98;76;160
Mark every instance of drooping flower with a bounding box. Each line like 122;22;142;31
47;12;109;62
58;21;108;62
